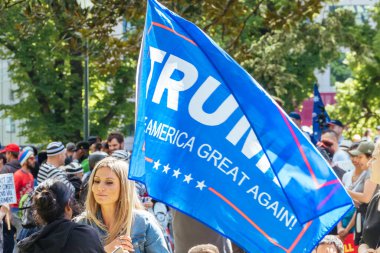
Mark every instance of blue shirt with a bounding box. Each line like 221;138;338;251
76;209;169;253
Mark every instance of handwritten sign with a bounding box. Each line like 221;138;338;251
0;173;16;205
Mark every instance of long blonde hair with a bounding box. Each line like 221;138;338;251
85;157;142;244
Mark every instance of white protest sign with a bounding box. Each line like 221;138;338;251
0;173;16;205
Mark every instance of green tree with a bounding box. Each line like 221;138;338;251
0;0;358;143
329;4;380;137
0;1;139;143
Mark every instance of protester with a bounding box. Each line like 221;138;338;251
312;235;344;253
0;143;20;174
75;157;169;253
107;132;124;154
88;136;102;153
72;141;90;173
17;179;105;253
64;142;76;165
13;150;35;208
37;142;74;192
317;146;344;181
327;119;344;143
64;162;84;201
289;112;314;143
188;244;219;253
0;144;21;253
101;141;110;154
357;142;380;253
318;130;339;157
343;141;376;245
10;150;35;244
347;141;377;204
79;151;109;204
0;153;6;172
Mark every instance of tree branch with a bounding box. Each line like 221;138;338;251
203;0;236;32
226;0;264;50
0;0;27;11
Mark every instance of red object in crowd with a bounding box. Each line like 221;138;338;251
0;143;20;153
343;233;358;253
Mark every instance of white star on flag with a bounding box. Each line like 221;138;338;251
312;112;317;118
183;174;193;184
196;180;207;191
153;160;161;170
173;168;181;178
314;96;320;102
163;164;171;174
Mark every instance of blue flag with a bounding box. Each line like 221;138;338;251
312;84;331;142
130;1;352;252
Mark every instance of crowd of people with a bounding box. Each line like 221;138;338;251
289;112;380;253
0;132;238;253
1;116;380;253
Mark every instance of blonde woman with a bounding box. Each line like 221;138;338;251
76;157;169;253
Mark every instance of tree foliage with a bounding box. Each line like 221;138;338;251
329;4;380;137
0;0;358;143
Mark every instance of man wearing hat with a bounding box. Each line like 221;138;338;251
345;141;376;245
0;143;20;174
37;141;74;192
288;112;315;143
64;162;84;201
72;141;90;173
13;150;35;208
64;142;76;165
327;119;344;143
0;144;20;253
10;149;35;246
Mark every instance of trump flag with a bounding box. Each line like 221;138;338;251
130;1;353;252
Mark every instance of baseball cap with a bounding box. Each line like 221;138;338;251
66;142;76;152
289;112;301;120
327;119;344;128
349;141;375;156
0;143;20;153
88;136;98;146
74;141;90;151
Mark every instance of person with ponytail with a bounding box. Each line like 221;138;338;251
17;179;104;253
76;157;169;253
